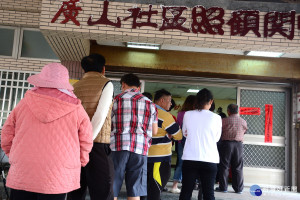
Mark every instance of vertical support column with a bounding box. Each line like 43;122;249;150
296;83;300;192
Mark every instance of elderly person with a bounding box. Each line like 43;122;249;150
216;104;247;194
1;63;93;200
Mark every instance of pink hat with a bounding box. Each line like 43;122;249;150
27;63;74;91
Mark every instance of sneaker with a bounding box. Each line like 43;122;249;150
170;188;181;194
215;187;228;193
236;191;243;194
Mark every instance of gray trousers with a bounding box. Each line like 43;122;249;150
219;141;244;193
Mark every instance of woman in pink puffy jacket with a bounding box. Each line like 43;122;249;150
1;63;93;200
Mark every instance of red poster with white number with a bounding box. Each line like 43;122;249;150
265;104;273;143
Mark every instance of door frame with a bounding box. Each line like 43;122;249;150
237;86;291;186
107;71;294;186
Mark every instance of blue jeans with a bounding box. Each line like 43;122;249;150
110;151;147;197
173;141;184;182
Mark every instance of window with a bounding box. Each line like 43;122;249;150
0;69;36;127
0;26;19;57
0;26;59;60
20;29;59;60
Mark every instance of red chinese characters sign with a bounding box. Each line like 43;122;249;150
51;0;82;26
51;0;299;40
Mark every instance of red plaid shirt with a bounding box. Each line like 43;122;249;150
110;88;158;155
221;114;247;142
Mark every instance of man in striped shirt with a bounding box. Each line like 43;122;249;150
110;73;158;200
147;89;182;200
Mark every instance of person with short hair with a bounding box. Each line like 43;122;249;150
68;53;114;200
110;73;158;200
142;92;153;101
217;107;227;118
147;89;182;200
216;104;247;194
1;63;93;200
179;88;222;200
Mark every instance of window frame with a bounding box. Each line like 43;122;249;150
0;25;20;59
18;27;60;61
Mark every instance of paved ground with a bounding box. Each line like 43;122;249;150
118;182;300;200
1;180;299;200
85;181;300;200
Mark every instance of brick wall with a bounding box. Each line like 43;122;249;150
0;0;41;27
1;0;299;76
0;0;56;72
0;57;50;72
40;0;300;54
0;0;41;12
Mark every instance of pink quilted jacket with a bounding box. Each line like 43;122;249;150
1;90;93;194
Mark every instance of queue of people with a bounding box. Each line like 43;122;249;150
1;53;247;200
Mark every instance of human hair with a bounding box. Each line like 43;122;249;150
142;92;153;101
195;88;213;110
217;107;223;113
168;99;176;111
81;54;105;73
180;95;196;112
210;101;215;112
154;89;171;102
120;73;141;87
227;104;239;114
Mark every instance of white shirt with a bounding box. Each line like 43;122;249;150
91;81;114;140
182;110;222;163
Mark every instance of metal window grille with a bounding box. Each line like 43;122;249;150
111;80;122;96
243;144;285;169
240;89;287;170
240;89;286;136
0;70;36;127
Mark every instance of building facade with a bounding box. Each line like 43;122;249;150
1;0;300;191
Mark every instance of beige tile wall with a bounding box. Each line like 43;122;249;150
1;0;299;74
40;0;300;54
0;0;50;72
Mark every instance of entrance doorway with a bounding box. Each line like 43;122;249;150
143;81;237;118
107;74;290;187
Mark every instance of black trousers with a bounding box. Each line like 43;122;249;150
10;189;66;200
179;161;217;200
147;161;171;200
215;141;222;183
68;143;114;200
219;141;244;193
